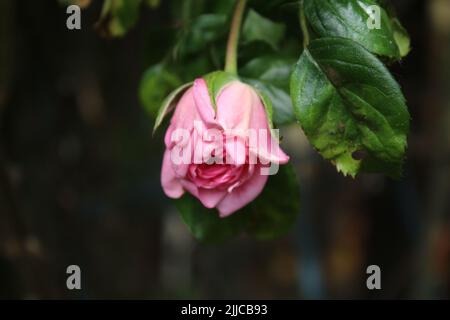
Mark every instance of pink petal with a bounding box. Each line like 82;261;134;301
169;87;198;131
180;179;199;198
247;89;269;130
161;150;184;198
193;79;217;125
249;136;290;165
224;135;247;165
216;81;254;131
216;168;268;217
247;91;290;164
197;188;227;209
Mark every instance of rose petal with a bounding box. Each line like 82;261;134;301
193;79;217;125
197;188;227;209
216;81;254;131
180;179;199;198
216;167;268;217
161;150;184;198
224;135;247;165
249;136;290;165
170;87;198;131
247;91;290;164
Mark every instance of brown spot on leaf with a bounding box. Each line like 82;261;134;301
324;66;343;87
352;150;367;161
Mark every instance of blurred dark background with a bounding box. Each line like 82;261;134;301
0;0;449;299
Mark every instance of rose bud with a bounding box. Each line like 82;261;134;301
160;72;289;217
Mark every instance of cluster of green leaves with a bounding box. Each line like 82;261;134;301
139;0;301;127
154;70;300;242
58;0;304;241
291;0;411;178
137;0;302;241
65;0;411;241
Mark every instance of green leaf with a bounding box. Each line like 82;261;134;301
391;18;411;58
96;0;142;38
210;0;235;15
175;14;228;57
243;164;300;239
240;56;296;125
175;194;246;243
240;55;294;90
290;37;410;178
153;82;192;134
304;0;400;58
242;9;286;50
203;71;238;110
139;64;182;118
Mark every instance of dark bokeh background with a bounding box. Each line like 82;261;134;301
0;0;449;299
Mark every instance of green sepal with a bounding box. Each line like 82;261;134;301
203;71;239;111
152;82;192;134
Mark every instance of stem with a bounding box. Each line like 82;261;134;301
300;0;310;48
225;0;247;75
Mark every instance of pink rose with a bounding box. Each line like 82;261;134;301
161;77;289;217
